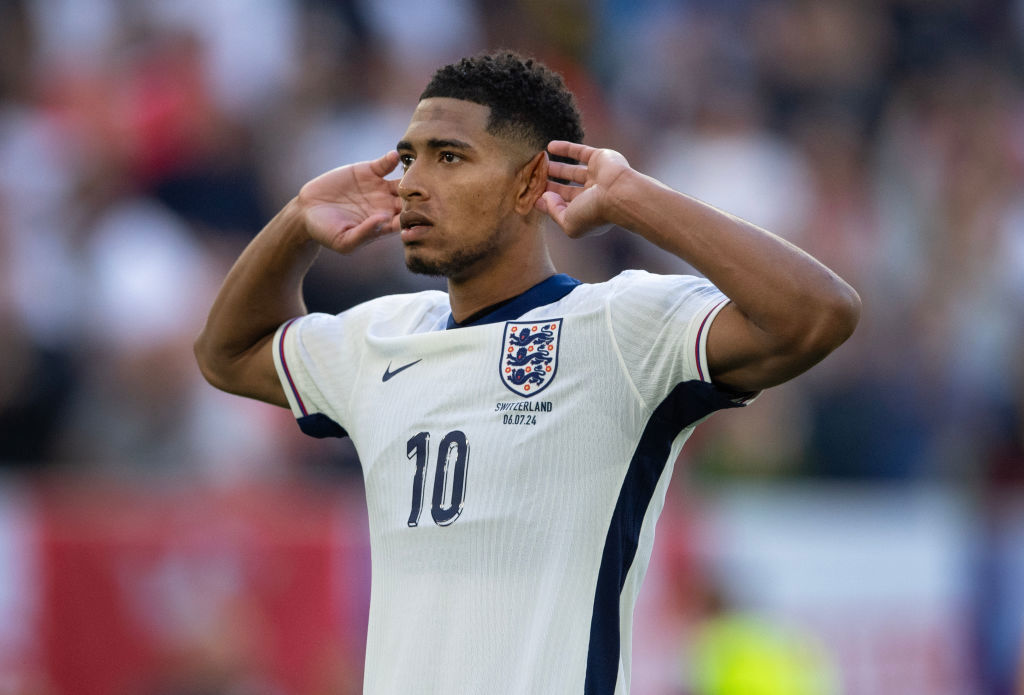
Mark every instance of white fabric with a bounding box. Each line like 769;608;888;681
273;270;735;694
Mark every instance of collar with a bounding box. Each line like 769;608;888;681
445;273;581;329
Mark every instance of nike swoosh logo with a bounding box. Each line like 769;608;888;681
382;359;422;382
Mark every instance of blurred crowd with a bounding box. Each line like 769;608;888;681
0;0;1022;487
0;2;1023;694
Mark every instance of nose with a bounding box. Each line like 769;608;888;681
397;161;428;201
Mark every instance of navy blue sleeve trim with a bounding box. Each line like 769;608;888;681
297;413;349;439
584;380;743;694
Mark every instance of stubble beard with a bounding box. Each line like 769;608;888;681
404;232;503;280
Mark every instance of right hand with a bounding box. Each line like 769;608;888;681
297;151;402;254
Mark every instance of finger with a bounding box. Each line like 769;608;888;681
544;180;584;202
369;150;400;178
546;160;588;185
534;192;551;215
336;213;396;252
537;191;568;228
362;212;401;237
547;140;594;163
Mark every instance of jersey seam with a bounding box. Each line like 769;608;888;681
342;327;371;430
603;295;648;410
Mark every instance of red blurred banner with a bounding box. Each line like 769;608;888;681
32;481;370;695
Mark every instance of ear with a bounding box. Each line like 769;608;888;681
513;150;549;216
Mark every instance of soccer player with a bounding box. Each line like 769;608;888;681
194;52;860;694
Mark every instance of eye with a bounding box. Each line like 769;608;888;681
399;154;414;171
440;151;461;164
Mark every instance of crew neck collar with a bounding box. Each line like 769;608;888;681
445;273;581;329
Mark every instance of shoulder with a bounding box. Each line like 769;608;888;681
297;289;451;337
587;269;721;304
356;289;450;322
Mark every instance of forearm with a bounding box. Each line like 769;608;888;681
194;198;318;398
608;170;860;365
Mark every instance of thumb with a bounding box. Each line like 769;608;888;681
537;191;568;227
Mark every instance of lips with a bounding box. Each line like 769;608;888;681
400;211;434;243
400;211;434;230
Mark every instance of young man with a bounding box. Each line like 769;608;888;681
195;52;860;694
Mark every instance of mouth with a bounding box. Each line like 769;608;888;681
400;211;434;243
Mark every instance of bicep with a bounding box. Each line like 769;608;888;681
244;333;290;407
705;302;824;393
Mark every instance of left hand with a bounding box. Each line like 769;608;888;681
535;141;631;238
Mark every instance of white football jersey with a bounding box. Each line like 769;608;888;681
273;270;747;695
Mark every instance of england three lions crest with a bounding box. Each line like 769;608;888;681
500;319;562;397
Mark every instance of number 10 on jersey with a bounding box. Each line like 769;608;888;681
406;431;470;527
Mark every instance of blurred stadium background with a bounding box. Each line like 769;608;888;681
0;0;1022;693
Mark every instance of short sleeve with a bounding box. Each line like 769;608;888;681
271;291;450;439
603;270;736;408
272;313;352;438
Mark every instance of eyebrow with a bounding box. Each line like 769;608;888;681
396;138;475;152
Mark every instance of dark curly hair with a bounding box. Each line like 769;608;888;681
419;51;584;153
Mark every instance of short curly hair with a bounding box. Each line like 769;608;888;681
419;51;584;152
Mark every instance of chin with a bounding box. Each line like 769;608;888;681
404;248;450;278
404;237;497;280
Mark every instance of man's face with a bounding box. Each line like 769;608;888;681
396;98;533;280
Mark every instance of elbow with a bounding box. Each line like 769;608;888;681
828;281;862;346
193;330;230;393
720;281;861;392
800;281;862;358
193;328;282;405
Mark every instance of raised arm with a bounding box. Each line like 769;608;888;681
194;151;402;406
537;141;860;393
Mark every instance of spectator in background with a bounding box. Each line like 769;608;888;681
686;585;839;695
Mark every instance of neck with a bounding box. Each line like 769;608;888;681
447;236;556;323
